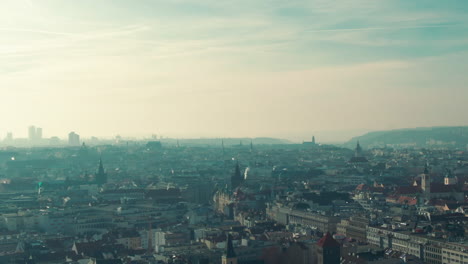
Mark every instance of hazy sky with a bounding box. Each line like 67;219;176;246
1;0;468;141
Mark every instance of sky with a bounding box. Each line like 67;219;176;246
1;0;468;142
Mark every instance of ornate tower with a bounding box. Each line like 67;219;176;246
444;169;457;185
222;234;237;264
96;158;107;185
421;163;431;197
316;232;340;264
355;141;363;157
231;162;243;190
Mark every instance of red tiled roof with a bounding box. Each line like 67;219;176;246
395;186;420;195
355;184;369;191
397;196;417;205
317;232;340;248
430;183;458;193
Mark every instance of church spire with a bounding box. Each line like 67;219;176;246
445;168;453;178
231;161;243;190
423;162;429;174
355;140;362;157
421;162;430;194
225;234;237;258
98;158;104;175
444;168;457;185
96;157;107;185
221;233;238;264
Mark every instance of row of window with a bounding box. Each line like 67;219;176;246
441;256;468;264
443;251;467;258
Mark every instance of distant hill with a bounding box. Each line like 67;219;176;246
160;137;292;146
345;126;468;149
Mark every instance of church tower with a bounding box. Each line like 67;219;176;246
222;234;237;264
421;163;431;196
355;141;363;157
349;141;368;163
316;232;340;264
444;169;457;185
231;162;243;190
96;158;107;185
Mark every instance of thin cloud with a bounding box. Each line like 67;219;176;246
0;27;78;36
305;24;463;33
2;0;468;138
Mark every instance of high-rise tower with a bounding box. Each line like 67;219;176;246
36;127;42;140
68;132;80;146
28;126;36;142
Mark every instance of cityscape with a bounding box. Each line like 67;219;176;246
2;1;468;264
0;127;466;264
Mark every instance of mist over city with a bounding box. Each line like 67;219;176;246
1;1;468;264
